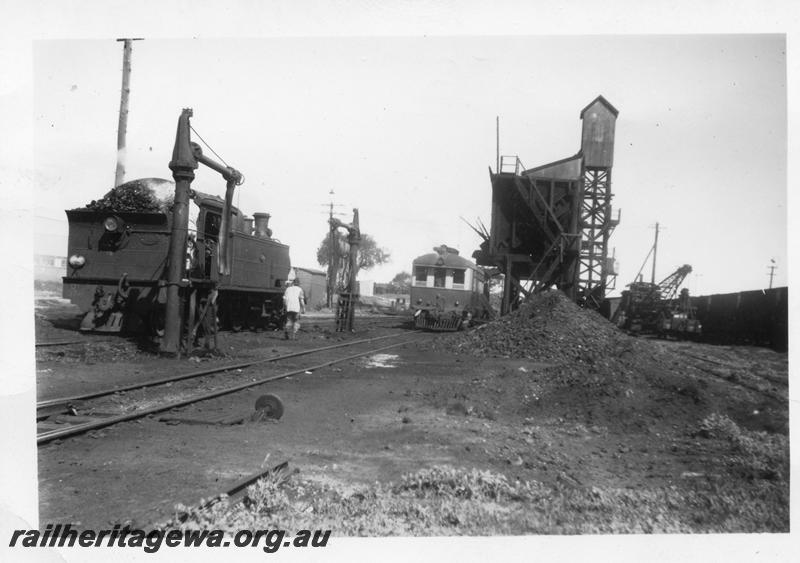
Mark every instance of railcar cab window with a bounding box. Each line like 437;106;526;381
414;266;427;286
452;268;465;289
433;268;446;288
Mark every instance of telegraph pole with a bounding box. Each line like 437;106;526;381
115;38;143;187
321;190;347;308
650;222;660;284
496;116;500;172
768;259;777;289
327;190;336;308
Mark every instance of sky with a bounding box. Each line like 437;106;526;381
31;33;787;296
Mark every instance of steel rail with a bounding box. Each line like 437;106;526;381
35;339;114;348
34;317;404;348
38;330;419;410
33;318;403;350
688;363;787;401
157;461;291;528
35;340;88;348
679;351;788;386
37;336;423;444
201;461;290;512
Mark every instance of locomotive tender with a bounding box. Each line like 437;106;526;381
410;245;493;331
63;182;291;335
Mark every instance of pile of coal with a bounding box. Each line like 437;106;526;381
78;178;174;213
439;290;633;364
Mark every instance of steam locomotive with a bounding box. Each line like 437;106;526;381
63;179;291;335
410;245;494;331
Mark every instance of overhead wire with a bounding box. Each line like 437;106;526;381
190;125;245;186
189;125;228;167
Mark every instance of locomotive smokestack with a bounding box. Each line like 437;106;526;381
243;216;254;236
253;212;272;238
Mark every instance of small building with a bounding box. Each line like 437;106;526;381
34;254;67;283
358;280;374;297
294;267;327;309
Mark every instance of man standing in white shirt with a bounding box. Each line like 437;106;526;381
283;278;306;340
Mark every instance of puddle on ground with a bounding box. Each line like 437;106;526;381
363;353;399;369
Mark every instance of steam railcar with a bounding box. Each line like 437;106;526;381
410;245;493;331
63;182;291;335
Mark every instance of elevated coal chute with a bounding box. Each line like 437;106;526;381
477;96;620;315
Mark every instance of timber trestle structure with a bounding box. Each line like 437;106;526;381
475;96;620;314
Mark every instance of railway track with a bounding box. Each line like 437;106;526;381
37;330;423;445
35;339;108;348
34;316;407;348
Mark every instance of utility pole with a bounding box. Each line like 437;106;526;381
768;259;777;289
496;116;500;172
327;190;336;308
321;191;347;308
115;38;143;187
651;222;660;284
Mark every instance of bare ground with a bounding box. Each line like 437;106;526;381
34;292;789;534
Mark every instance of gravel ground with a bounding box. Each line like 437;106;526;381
34;290;789;534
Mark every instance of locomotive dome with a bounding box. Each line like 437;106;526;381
413;245;477;270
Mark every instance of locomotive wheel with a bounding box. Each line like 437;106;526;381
217;301;232;331
218;293;283;331
254;394;284;420
148;306;166;337
232;297;248;332
246;302;263;331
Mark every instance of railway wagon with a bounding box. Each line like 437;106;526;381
63;185;291;335
691;287;788;351
410;245;493;331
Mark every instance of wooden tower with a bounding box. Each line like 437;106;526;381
475;96;620;314
578;95;619;309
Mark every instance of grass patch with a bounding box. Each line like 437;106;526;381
696;413;789;481
163;463;788;535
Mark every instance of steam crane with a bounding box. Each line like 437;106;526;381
650;264;693;304
612;264;701;338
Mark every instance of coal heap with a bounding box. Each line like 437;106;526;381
440;291;633;365
79;178;174;213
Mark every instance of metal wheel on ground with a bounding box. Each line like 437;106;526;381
254;394;284;420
